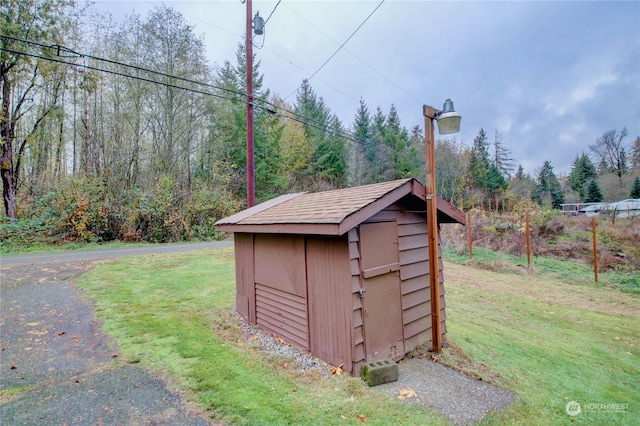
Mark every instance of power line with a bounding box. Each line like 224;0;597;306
283;2;422;106
263;0;282;28
284;0;385;100
1;34;247;100
1;37;492;188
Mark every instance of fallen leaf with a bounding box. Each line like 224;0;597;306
330;364;344;376
431;354;439;362
249;335;259;341
397;387;417;400
357;414;367;422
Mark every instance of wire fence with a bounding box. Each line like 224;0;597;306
440;205;640;282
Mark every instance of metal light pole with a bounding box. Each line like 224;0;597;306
423;99;461;353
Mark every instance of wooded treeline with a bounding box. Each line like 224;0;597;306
2;1;639;245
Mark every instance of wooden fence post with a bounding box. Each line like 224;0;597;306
592;217;598;282
467;212;473;259
525;211;531;270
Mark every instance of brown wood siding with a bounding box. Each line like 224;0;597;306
368;205;446;348
306;236;353;373
348;229;366;371
255;283;309;348
254;235;306;297
234;234;255;322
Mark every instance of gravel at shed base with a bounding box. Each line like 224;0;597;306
237;316;515;425
238;316;332;376
372;357;516;426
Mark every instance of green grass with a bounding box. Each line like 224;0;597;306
443;267;639;425
76;248;639;425
443;246;640;294
0;240;152;255
77;248;445;425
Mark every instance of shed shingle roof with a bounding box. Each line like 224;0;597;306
215;178;464;235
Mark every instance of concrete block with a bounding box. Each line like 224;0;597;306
360;359;398;386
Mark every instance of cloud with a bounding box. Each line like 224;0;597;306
93;0;640;177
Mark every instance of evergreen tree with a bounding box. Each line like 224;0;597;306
486;162;508;198
466;128;507;203
630;177;640;199
370;107;389;182
584;180;604;203
293;80;346;190
567;153;597;201
384;105;419;180
208;44;281;201
493;130;515;178
349;98;372;185
533;160;564;208
312;115;347;189
467;128;490;188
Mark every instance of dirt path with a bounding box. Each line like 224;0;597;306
0;260;212;425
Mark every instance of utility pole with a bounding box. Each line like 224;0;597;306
245;0;255;207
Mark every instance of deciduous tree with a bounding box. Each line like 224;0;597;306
589;127;630;188
1;0;76;217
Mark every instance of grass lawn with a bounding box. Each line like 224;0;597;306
77;248;445;425
442;261;638;425
77;248;639;425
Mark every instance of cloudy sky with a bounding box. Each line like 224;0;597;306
92;0;640;177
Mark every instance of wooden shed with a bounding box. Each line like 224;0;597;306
214;178;465;374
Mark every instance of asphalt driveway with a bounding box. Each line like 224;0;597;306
0;244;231;425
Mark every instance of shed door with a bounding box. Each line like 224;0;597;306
359;221;404;361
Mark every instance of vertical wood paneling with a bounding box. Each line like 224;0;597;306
349;229;366;368
254;235;306;296
234;233;255;322
372;205;448;351
307;236;353;373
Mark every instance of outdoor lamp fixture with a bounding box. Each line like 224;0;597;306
253;12;265;35
423;99;461;354
434;98;461;135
